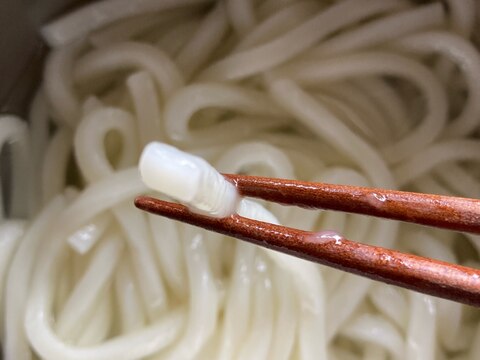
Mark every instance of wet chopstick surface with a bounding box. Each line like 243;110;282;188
223;174;480;235
135;196;480;307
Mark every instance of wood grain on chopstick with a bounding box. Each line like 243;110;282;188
223;174;480;235
135;196;480;307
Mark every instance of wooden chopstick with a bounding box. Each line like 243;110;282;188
135;195;480;307
223;174;480;235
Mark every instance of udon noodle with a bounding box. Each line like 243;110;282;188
1;0;480;359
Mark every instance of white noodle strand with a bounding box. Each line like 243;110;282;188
55;235;123;341
176;2;229;79
41;0;213;47
0;116;30;219
198;0;406;80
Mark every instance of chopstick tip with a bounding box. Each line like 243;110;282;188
134;195;150;210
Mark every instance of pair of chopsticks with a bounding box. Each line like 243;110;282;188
135;173;480;307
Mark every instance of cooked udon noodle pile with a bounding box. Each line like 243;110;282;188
1;0;480;359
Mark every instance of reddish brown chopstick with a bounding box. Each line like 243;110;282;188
223;174;480;235
135;196;480;307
